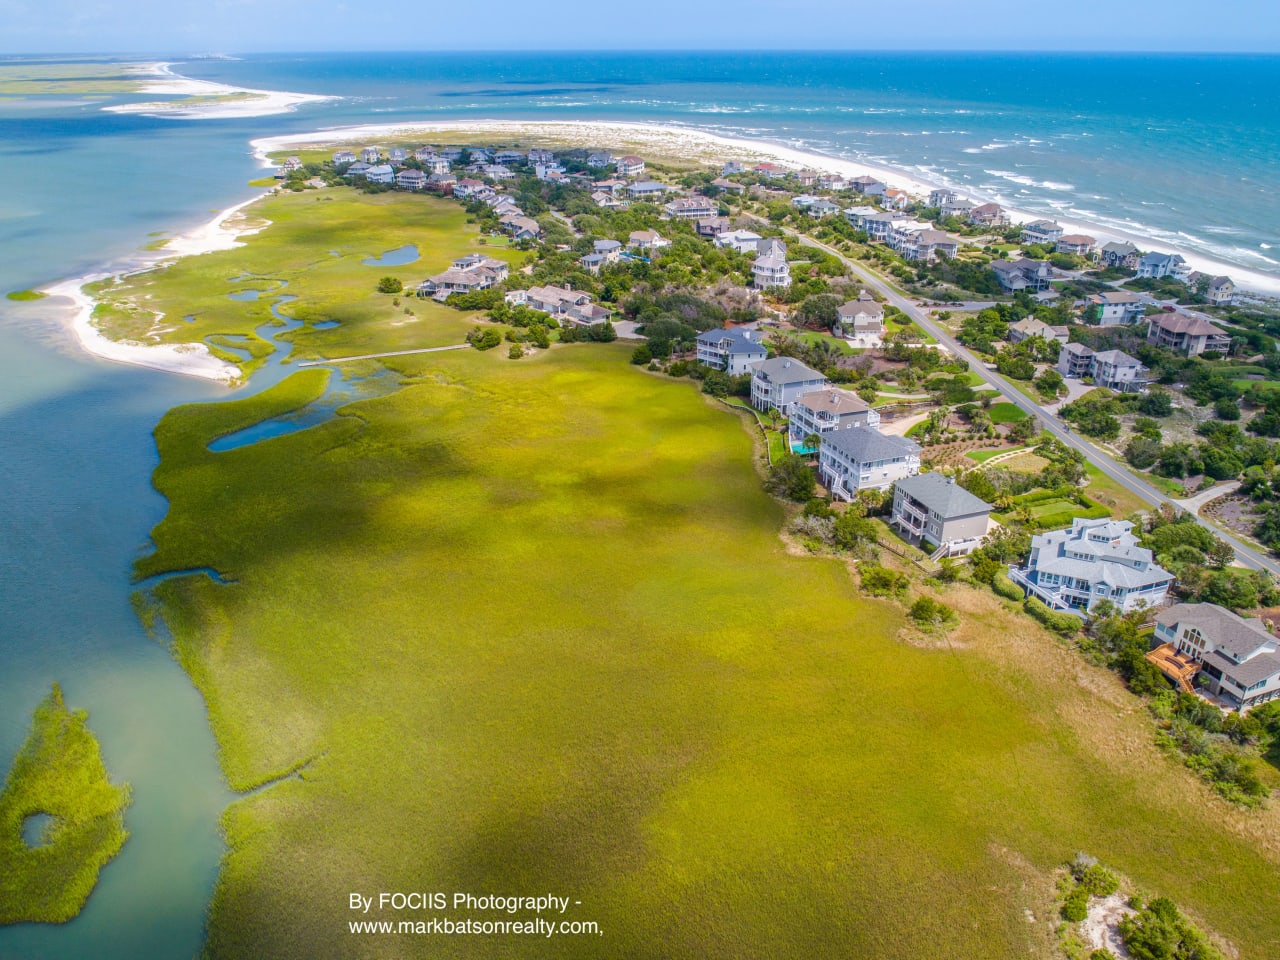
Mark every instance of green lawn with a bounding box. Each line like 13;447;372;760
792;330;856;355
123;192;1280;960
0;685;131;924
88;188;523;379
1082;463;1151;518
987;401;1029;424
966;445;1026;463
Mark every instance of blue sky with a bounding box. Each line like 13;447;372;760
1;0;1275;53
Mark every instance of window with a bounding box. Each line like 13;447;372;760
1181;627;1205;651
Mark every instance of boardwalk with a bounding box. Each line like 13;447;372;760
298;344;468;366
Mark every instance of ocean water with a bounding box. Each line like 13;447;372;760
181;51;1280;287
0;50;1276;959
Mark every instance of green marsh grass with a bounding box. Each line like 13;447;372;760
140;345;1280;959
0;685;131;925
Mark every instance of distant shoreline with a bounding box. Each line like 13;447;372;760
106;61;334;120
254;118;1280;298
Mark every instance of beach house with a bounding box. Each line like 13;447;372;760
820;428;921;499
626;181;668;200
752;238;791;289
889;472;993;557
417;255;509;300
1085;291;1146;325
1009;518;1175;615
1099;241;1140;269
616;155;646;177
748;357;827;414
501;216;543;242
365;164;395;184
991;258;1052;293
1207;276;1235;306
715;229;764;254
333;150;357;165
695;327;768;375
1146;313;1232;356
968;202;1009;227
1006;317;1069;345
1021;220;1064;246
395;169;427;191
593;239;623;263
360;147;381;164
1090;349;1148;392
663;196;718;220
788;389;880;448
696;217;732;239
1138;251;1189;280
835;294;885;342
929;189;957;207
849;175;887;196
627;230;670;254
1056;234;1096;257
1150;604;1280;712
505;285;595;320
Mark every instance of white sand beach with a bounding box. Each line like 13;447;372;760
254;118;1280;296
106;62;334;120
40;188;278;383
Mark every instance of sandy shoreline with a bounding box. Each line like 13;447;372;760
107;62;334;120
40;181;278;384
254;118;1280;297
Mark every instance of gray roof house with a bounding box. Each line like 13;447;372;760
890;472;993;557
819;427;921;499
748;357;826;414
1099;241;1140;268
1009;518;1174;615
695;327;768;376
789;389;880;448
1153;603;1280;712
992;258;1052;293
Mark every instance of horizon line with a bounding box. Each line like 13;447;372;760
4;47;1280;57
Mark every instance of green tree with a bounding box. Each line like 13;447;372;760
765;455;815;502
377;276;403;294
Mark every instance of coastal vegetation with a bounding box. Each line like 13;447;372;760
6;289;47;302
93;139;1280;958
0;684;131;925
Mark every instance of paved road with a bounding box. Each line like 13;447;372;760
298;343;468;366
785;229;1280;577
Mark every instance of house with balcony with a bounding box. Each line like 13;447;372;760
505;285;595;320
591;190;628;209
1138;251;1189;279
1099;241;1140;269
889;472;992;556
890;224;959;262
360;147;382;164
709;176;746;194
395;169;427;191
748;357;827;414
992;258;1052;293
1085;291;1146;325
616;155;646;177
929;189;958;207
695;327;768;376
849;175;887;196
753;162;787;179
818;174;848;191
752;238;791;289
882;188;910;210
1057;342;1095;379
663;196;718;220
417;255;509;300
1091;349;1148;392
333;150;357;165
626;181;668;200
1146;313;1232;357
500;215;543;242
1021;220;1064;246
940;197;974;218
968;202;1009;227
788;389;879;448
696;217;731;239
586;151;613;167
1208;276;1235;306
365;164;395;184
1008;518;1174;615
1150;603;1280;712
593;239;622;263
835;294;885;343
820;428;921;499
1056;234;1096;257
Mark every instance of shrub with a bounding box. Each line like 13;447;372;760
1061;885;1089;922
376;276;402;294
508;344;524;359
992;570;1024;601
765;455;815;502
1024;596;1081;637
1080;864;1119;898
859;564;909;598
630;344;652;365
909;596;957;629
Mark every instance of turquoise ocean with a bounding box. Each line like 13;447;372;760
0;51;1277;959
